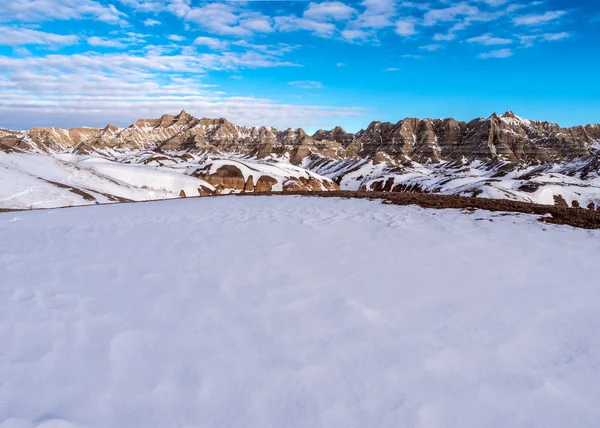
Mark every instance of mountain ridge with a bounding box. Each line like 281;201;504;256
2;110;599;166
2;110;600;211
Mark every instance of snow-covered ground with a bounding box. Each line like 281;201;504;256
0;151;336;209
308;157;600;209
0;151;215;209
2;196;600;427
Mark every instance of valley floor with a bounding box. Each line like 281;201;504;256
1;196;600;427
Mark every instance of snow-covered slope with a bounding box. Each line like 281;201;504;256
306;156;600;209
2;196;600;427
2;110;600;210
0;150;337;209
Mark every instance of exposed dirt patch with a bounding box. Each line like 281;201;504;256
3;189;600;230
518;183;542;193
236;191;600;230
553;195;568;208
41;179;97;202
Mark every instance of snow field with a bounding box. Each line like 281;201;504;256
1;196;600;427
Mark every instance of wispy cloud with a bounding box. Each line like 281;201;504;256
420;44;443;51
167;34;186;42
341;28;369;41
143;19;161;27
479;48;513;59
1;0;127;24
289;80;324;89
0;26;78;47
87;36;126;49
0;50;363;130
395;18;417;36
513;11;567;26
519;32;571;47
194;36;230;50
467;33;513;45
303;2;357;21
275;16;336;37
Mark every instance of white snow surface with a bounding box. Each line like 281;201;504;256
2;196;600;428
0;150;337;209
0;151;215;209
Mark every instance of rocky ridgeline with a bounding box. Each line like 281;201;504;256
2;110;599;165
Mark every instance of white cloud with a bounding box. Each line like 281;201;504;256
0;68;360;130
289;81;324;89
167;34;186;42
519;32;571;47
194;36;230;50
304;2;357;21
433;32;456;41
117;0;164;12
467;33;513;45
0;48;365;131
239;16;274;33
0;26;78;47
542;32;571;41
167;3;274;37
1;0;127;25
341;28;369;41
423;2;481;26
275;16;337;37
513;11;567;26
477;0;509;5
185;3;249;36
395;18;417;36
383;67;399;71
419;44;443;51
353;0;397;29
143;19;161;27
479;48;513;58
88;36;126;48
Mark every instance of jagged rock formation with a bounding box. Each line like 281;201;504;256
2;111;599;165
1;111;600;210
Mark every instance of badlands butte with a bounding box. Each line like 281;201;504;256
1;110;600;211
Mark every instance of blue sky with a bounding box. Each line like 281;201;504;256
1;0;599;133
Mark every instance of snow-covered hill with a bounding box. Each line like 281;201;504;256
2;196;600;427
305;155;600;208
2;110;600;210
0;150;337;209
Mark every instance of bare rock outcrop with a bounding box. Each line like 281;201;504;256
4;110;599;169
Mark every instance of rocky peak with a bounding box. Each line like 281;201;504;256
102;124;119;135
6;111;600;167
312;125;352;146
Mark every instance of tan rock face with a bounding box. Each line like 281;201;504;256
255;176;278;193
198;185;214;196
5;110;599;169
196;165;247;191
282;179;309;192
243;175;255;192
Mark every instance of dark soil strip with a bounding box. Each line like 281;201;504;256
40;179;97;202
2;190;600;230
235;191;600;230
